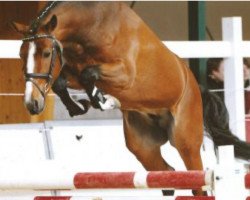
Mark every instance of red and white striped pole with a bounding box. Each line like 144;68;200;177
73;171;212;189
245;173;250;200
34;196;215;200
0;170;212;190
245;173;250;189
175;197;215;200
35;198;71;200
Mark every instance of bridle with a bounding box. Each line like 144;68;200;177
22;34;63;97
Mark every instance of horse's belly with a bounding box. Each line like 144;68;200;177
116;85;182;111
123;108;174;145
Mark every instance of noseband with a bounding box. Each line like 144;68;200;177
22;34;63;97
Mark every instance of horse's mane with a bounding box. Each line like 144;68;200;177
29;1;61;33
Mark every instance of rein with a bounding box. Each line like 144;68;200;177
22;34;63;97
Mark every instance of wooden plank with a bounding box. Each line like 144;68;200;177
0;59;30;123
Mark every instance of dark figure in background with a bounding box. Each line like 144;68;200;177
243;59;250;114
206;58;224;101
207;57;250;114
202;60;250;155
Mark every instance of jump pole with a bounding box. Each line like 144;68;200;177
245;173;250;189
74;171;212;190
175;197;215;200
33;196;215;200
0;170;212;190
245;173;250;200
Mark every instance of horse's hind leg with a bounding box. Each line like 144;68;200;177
173;81;205;195
122;110;174;171
174;123;205;196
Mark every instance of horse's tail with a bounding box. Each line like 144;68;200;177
200;86;250;161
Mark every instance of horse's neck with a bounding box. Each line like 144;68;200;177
52;2;123;67
53;2;121;40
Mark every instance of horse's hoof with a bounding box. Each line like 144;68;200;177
88;86;107;110
99;94;121;110
192;190;207;196
68;99;91;117
162;190;175;196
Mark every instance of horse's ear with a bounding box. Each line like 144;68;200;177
9;21;29;34
45;15;57;32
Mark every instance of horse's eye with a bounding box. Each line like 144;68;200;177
43;50;51;58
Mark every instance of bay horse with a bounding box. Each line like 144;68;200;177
12;2;250;196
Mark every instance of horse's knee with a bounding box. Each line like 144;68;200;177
174;126;203;154
175;136;202;156
79;65;101;86
78;65;109;109
52;75;67;93
125;141;153;161
177;144;201;159
175;138;203;170
126;140;154;163
126;140;143;158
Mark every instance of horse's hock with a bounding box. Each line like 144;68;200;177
0;2;54;124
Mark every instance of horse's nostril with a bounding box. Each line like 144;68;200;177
33;100;39;109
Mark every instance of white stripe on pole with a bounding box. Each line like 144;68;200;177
133;171;148;188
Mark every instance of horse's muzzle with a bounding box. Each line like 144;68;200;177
25;98;45;115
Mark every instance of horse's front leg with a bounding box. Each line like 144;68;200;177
79;65;120;110
52;74;91;117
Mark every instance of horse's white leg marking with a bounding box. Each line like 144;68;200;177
24;42;36;104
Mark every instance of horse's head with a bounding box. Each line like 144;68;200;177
11;15;63;115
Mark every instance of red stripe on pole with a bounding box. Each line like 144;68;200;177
245;173;250;189
147;171;206;189
34;197;71;200
35;197;216;200
74;172;135;189
74;171;207;189
176;197;215;200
